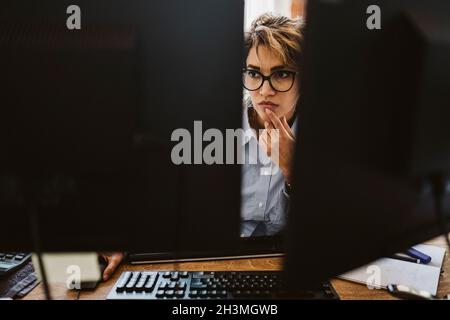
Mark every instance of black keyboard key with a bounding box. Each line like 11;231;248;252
243;290;252;297
158;282;168;290
170;272;179;281
135;277;149;292
209;290;218;297
135;283;146;292
144;283;156;292
143;284;154;293
191;284;207;290
144;272;159;290
232;290;242;297
125;272;141;291
165;290;174;298
193;272;213;279
116;272;132;293
219;290;227;298
192;272;204;278
253;290;262;296
175;290;185;298
239;284;249;290
136;274;148;285
168;282;177;290
189;290;198;298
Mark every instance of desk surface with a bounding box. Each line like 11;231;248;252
24;236;449;300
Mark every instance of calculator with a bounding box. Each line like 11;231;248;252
0;253;32;276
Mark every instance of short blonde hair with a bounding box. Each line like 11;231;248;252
244;13;304;70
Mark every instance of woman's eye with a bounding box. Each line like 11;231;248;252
247;71;260;79
274;71;290;79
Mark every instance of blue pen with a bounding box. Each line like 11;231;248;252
405;247;432;264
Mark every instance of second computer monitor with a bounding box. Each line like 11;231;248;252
285;0;450;289
0;0;243;253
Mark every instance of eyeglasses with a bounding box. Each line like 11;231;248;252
242;68;298;92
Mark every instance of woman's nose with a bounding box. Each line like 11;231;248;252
259;79;275;96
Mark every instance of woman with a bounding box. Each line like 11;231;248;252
240;13;303;237
101;13;304;280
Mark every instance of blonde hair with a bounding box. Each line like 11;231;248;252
244;13;304;70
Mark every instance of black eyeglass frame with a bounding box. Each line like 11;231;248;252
242;68;299;93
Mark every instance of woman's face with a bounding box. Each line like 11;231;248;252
245;45;300;125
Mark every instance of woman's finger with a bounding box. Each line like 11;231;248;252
265;109;283;129
266;109;290;137
264;121;272;143
282;116;295;139
262;123;271;154
264;121;274;136
102;253;124;281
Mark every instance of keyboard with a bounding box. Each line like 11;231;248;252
106;271;339;300
0;252;32;276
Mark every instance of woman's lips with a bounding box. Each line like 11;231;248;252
258;102;279;110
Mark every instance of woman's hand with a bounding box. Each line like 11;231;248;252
259;109;296;184
100;252;124;281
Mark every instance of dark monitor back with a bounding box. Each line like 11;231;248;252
0;1;243;252
286;0;450;289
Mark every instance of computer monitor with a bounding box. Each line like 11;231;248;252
0;0;243;253
285;0;450;289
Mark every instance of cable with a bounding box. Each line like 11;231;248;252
29;204;52;300
429;174;450;250
426;174;449;300
172;166;185;273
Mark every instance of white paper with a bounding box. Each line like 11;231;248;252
32;252;101;290
339;244;446;296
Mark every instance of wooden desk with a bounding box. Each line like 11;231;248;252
23;236;449;300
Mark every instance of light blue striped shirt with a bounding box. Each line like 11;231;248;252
240;104;297;237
